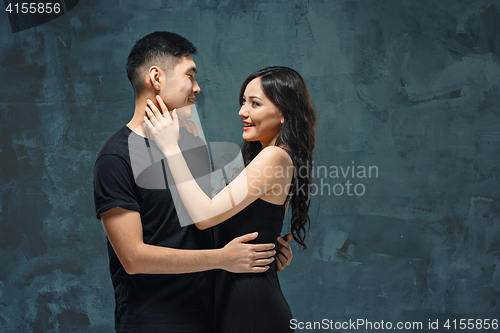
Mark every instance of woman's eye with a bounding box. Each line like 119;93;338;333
252;101;260;107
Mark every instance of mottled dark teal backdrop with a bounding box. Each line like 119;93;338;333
0;0;499;332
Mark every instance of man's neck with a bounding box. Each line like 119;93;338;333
127;92;157;136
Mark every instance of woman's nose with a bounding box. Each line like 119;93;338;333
239;105;248;117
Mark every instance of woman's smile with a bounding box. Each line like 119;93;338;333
238;77;284;147
243;120;255;130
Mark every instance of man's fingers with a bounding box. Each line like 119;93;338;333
235;232;259;243
251;242;275;252
277;235;293;259
276;244;291;259
275;257;284;272
251;265;270;273
255;257;275;266
253;250;277;260
277;237;291;250
275;234;293;272
276;252;287;265
253;249;276;260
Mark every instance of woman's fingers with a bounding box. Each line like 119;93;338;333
144;106;161;127
145;98;175;128
146;98;162;117
156;95;170;114
171;108;179;126
143;116;153;129
187;121;195;133
189;122;198;135
179;120;191;133
179;119;199;136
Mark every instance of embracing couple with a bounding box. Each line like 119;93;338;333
93;31;317;333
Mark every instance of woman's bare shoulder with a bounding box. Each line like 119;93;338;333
255;146;293;166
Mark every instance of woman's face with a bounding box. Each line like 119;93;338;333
239;77;284;147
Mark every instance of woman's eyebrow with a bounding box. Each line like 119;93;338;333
248;95;263;101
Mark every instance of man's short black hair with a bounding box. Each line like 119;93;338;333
126;31;197;94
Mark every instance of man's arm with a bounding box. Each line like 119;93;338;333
101;206;276;274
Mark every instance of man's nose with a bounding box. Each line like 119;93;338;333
193;80;201;94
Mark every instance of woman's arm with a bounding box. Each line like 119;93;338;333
144;96;293;230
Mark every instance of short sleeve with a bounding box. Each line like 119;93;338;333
93;154;141;219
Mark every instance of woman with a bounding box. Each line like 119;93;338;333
145;66;317;332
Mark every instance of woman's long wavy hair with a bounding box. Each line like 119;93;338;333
239;66;317;249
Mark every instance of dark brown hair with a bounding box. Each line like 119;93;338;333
239;66;317;249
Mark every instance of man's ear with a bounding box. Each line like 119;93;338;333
148;66;161;91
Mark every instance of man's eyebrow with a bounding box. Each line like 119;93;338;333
187;66;197;74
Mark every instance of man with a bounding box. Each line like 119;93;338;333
93;31;293;333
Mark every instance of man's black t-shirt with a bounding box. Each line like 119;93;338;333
93;125;214;333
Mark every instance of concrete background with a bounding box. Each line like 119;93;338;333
0;0;499;331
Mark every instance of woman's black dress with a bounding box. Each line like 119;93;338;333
215;198;293;333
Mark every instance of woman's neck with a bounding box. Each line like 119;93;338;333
259;135;278;149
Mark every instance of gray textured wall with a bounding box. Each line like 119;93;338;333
0;0;499;332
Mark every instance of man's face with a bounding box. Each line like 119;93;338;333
159;54;200;115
